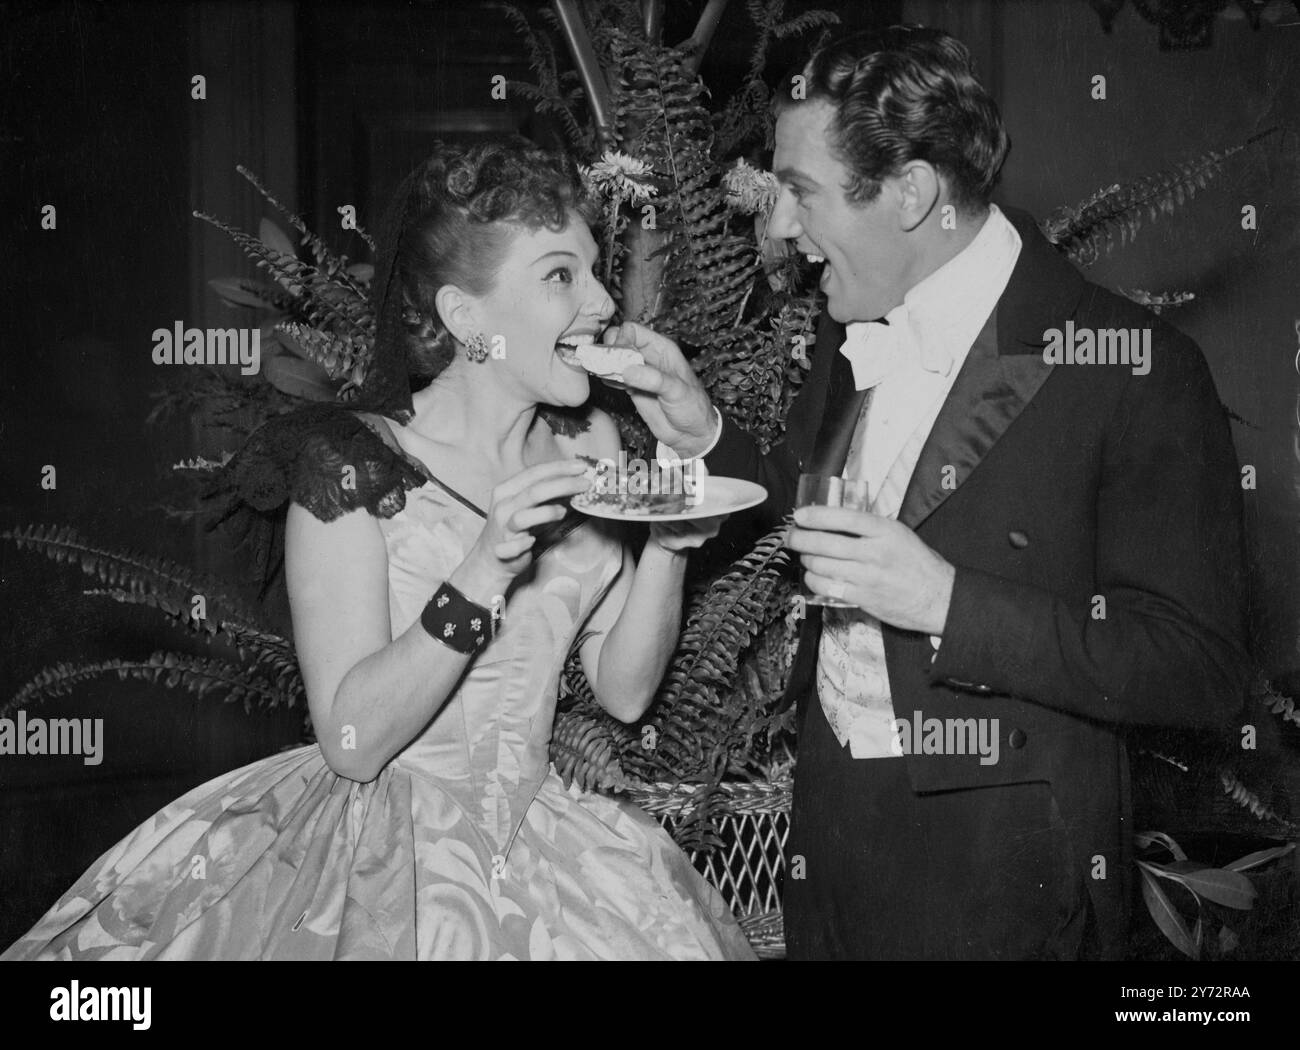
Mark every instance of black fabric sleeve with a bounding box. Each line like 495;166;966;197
200;402;428;597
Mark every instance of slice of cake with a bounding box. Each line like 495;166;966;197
555;335;645;380
574;453;688;515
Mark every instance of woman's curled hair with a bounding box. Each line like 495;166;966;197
373;138;596;386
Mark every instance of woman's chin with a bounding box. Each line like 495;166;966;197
541;369;590;407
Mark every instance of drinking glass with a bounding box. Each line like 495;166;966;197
795;473;871;608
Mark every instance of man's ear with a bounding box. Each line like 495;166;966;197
434;284;478;343
893;160;942;232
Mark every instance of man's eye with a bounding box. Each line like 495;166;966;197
544;266;574;283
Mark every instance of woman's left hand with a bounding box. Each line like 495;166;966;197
647;514;730;553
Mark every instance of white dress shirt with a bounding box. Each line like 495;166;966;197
817;204;1022;758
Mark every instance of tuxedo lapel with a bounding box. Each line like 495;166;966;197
781;321;864;716
780;208;1085;714
897;208;1086;531
807;349;869;477
896;312;1054;529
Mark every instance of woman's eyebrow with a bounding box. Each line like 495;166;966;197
533;248;599;268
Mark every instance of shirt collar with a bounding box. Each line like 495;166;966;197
839;205;1022;388
902;203;1021;346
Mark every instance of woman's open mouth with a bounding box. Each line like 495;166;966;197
555;332;595;367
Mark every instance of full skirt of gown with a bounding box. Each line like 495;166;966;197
3;479;755;961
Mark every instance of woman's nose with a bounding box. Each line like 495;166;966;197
767;186;803;242
588;279;615;324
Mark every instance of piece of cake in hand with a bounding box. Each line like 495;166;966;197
555;334;645;381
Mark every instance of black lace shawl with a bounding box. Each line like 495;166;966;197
199;403;424;597
201;401;592;600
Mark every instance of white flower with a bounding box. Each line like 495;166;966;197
723;158;779;216
584;150;658;206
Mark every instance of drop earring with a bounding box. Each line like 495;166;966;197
465;332;489;363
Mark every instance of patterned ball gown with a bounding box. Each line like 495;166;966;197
3;413;756;961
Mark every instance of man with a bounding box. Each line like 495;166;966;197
612;26;1250;960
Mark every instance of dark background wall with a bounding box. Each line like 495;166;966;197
979;0;1300;673
2;0;1296;949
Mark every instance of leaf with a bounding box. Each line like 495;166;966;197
1218;925;1240;954
1143;859;1257;910
1225;844;1295;873
259;218;297;259
208;277;278;310
1139;864;1199;959
1134;830;1188;861
261;354;338;402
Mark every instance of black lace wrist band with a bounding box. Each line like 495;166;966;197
420;582;501;655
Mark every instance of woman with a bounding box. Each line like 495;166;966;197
4;140;755;960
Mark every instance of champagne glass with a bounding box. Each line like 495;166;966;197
795;473;871;608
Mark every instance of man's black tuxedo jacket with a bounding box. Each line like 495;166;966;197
704;207;1251;956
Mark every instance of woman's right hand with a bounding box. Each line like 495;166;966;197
449;459;591;603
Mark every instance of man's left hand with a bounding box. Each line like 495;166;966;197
789;506;956;636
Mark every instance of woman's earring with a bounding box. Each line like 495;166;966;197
465;332;489;363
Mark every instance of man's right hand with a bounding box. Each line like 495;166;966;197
603;321;718;458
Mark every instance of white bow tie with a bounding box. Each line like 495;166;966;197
839;303;954;391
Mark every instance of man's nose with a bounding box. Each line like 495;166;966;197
767;186;803;242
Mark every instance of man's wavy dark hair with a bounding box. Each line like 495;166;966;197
778;25;1011;212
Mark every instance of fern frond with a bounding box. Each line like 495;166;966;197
504;3;594;153
1041;129;1278;266
4;524;257;621
1260;679;1300;731
610;35;760;340
643;521;792;785
771;8;839;38
8;652;295;718
662;779;729;853
716;3;838;155
77;586;305;700
700;288;819;451
194;211;374;340
147;367;296;432
0;523;291;684
1118;288;1195;314
275;320;369;382
170;454;233;474
551;706;635;793
234;166;371;297
1220;767;1298;830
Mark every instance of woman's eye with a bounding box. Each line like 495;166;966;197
544;266;574;284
